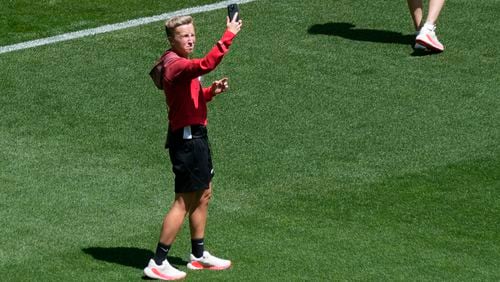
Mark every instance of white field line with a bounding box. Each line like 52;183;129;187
0;0;256;55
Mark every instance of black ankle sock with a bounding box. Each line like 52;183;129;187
191;238;204;258
153;242;171;265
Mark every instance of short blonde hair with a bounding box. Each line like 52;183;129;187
165;15;193;38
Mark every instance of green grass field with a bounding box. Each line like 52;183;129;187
1;0;499;280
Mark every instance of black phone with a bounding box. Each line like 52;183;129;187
227;4;240;21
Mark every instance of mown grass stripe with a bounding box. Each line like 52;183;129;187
0;0;256;55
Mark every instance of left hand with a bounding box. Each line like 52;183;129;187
211;78;229;96
227;13;243;35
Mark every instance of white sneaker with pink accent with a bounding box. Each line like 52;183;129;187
187;251;231;270
144;259;187;280
416;23;444;52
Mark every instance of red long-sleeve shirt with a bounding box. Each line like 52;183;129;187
161;29;236;131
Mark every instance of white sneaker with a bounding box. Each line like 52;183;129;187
187;251;231;270
143;259;186;280
416;24;444;52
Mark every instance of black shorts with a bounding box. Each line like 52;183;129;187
166;125;214;193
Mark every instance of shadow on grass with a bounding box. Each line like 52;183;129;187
82;247;188;270
307;22;437;56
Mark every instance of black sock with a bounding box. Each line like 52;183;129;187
153;242;171;265
191;238;204;258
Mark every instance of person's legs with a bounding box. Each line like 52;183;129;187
416;0;445;52
409;0;445;52
425;0;445;25
407;0;429;50
159;192;195;245
188;184;211;258
144;192;198;280
189;184;212;240
407;0;424;31
186;183;231;270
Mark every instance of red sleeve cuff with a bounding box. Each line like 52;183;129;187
203;87;215;102
217;29;236;51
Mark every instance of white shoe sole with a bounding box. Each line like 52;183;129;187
187;261;231;270
416;35;444;52
144;267;186;280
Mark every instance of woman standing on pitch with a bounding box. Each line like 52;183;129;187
144;12;242;281
407;0;446;52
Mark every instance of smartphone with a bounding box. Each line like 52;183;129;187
227;4;240;21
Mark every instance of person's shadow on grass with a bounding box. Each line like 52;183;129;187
82;247;188;275
307;22;433;56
